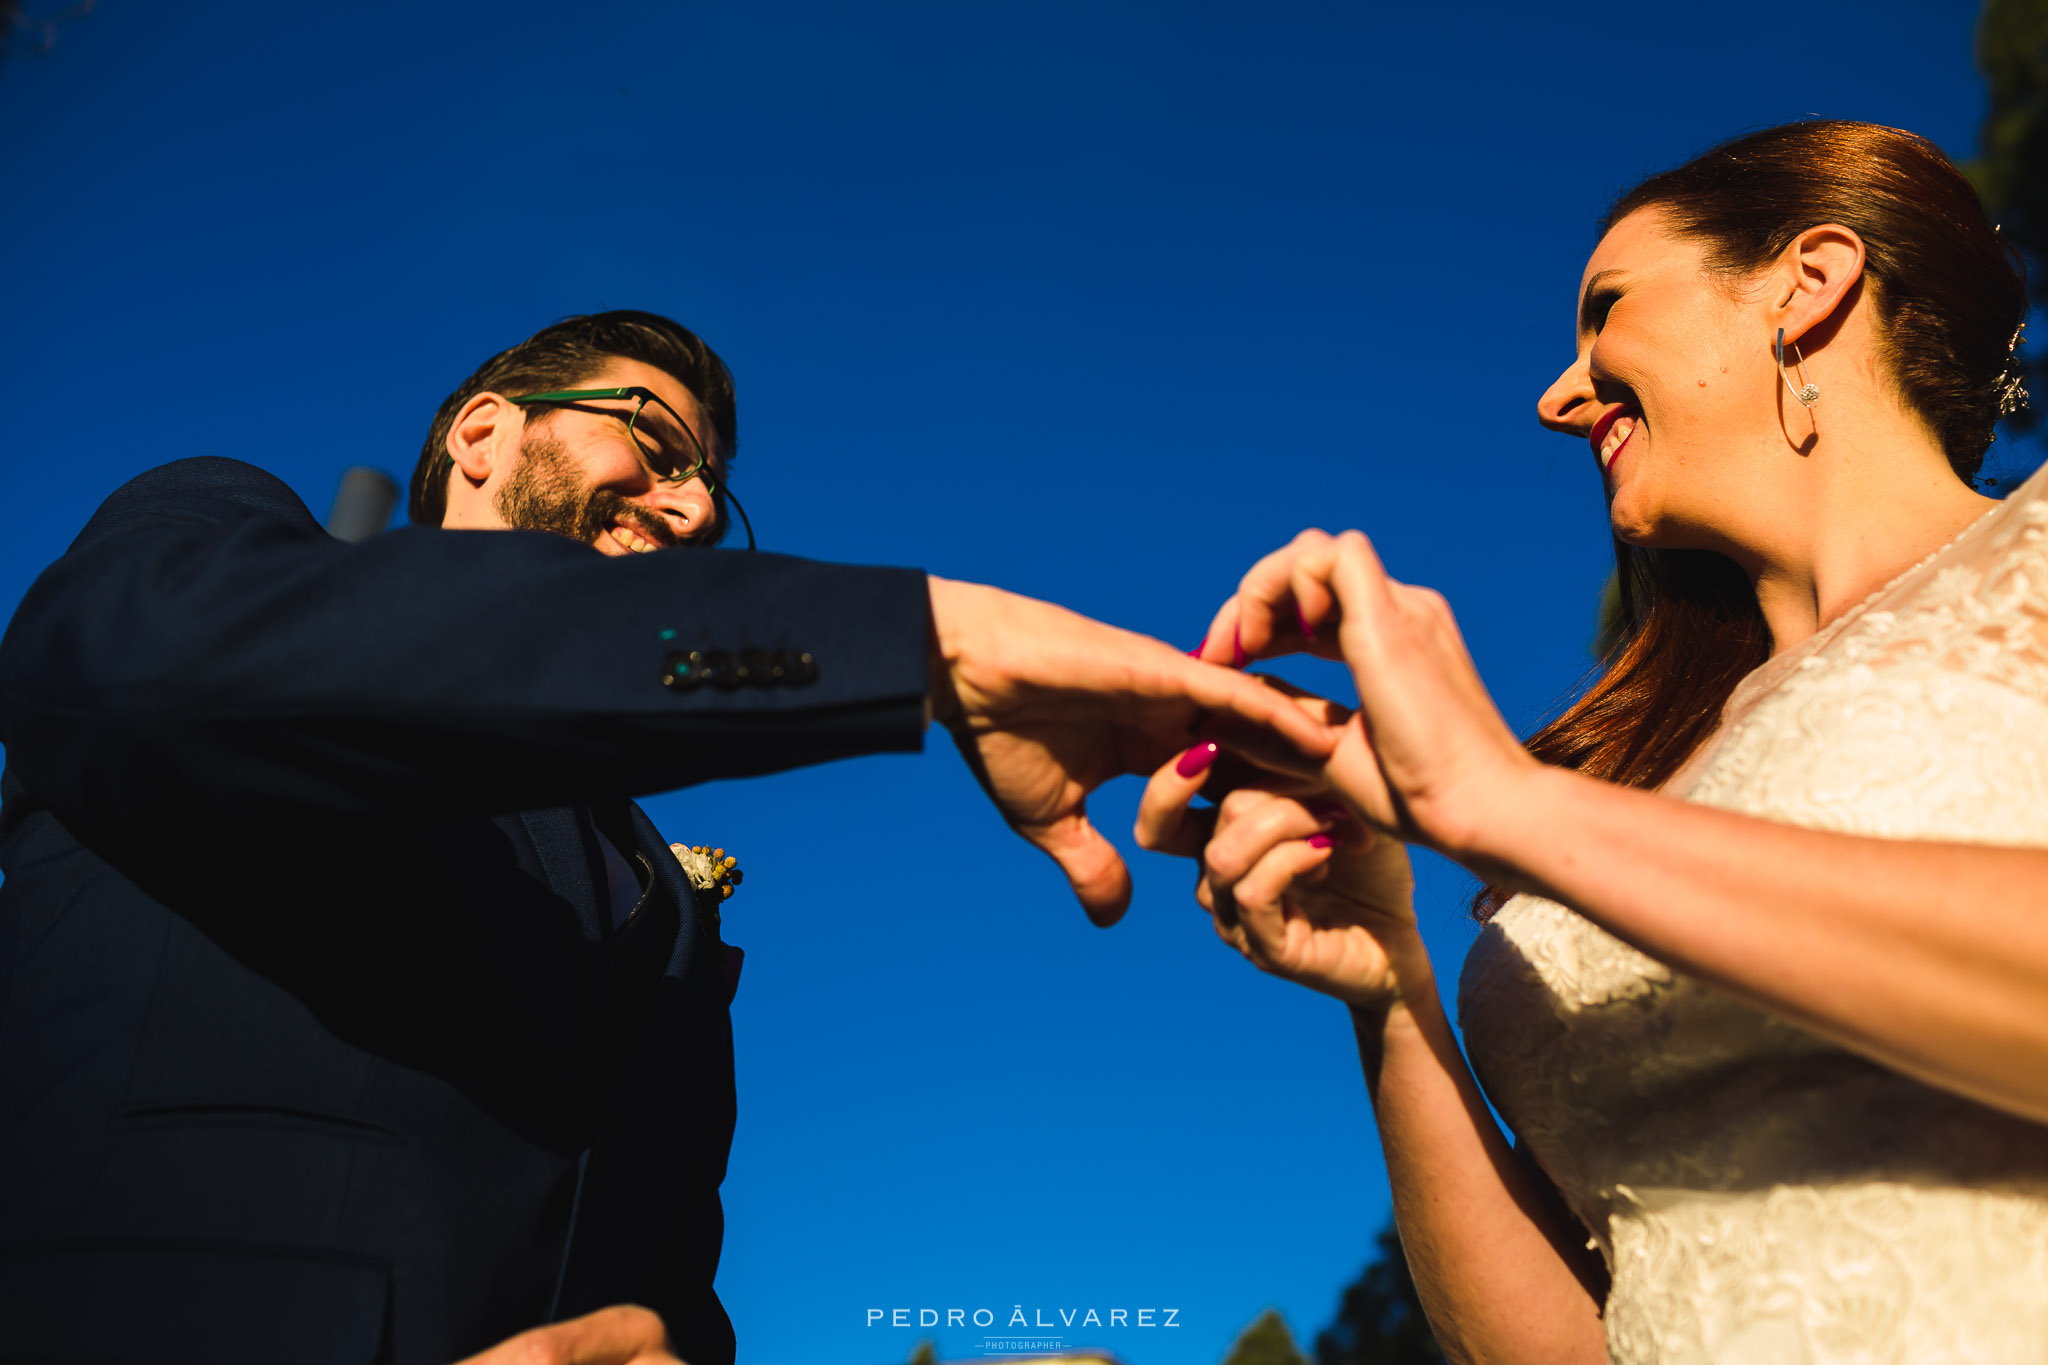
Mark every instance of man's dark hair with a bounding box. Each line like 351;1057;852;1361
410;310;739;531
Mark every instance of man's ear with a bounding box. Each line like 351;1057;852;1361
1772;224;1866;351
446;392;522;486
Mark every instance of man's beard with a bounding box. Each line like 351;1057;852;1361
493;433;678;551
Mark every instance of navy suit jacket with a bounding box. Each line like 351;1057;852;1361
0;458;932;1364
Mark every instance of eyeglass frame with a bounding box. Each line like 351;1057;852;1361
500;386;755;550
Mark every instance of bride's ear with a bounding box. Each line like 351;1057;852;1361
1772;224;1866;352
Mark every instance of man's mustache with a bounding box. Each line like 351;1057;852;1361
587;492;679;550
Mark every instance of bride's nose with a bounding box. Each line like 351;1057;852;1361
1538;354;1597;435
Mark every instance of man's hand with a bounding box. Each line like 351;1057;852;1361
926;576;1341;926
453;1305;681;1365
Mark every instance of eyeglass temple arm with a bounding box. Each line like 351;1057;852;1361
505;388;639;404
721;485;757;551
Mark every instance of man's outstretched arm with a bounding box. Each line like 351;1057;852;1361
2;457;1336;919
0;457;934;837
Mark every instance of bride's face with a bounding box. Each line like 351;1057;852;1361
1537;207;1788;551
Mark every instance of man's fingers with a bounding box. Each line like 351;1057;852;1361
1173;657;1339;769
453;1305;677;1365
1249;673;1354;728
1322;712;1400;831
1028;812;1133;927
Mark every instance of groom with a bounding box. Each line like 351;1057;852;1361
0;311;1330;1365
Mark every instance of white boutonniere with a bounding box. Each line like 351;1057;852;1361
670;843;743;904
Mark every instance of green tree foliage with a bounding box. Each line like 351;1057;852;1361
1312;1225;1446;1365
1970;0;2048;264
1223;1308;1307;1365
1968;0;2048;454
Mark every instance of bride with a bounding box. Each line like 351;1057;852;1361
1139;120;2045;1365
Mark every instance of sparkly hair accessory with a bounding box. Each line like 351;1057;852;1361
1998;322;2031;419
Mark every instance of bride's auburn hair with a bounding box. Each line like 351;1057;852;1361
1476;120;2030;920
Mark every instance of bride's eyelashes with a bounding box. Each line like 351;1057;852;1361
1585;287;1623;334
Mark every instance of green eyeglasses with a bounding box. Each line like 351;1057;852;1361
505;386;755;550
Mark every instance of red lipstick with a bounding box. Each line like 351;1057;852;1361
1589;407;1622;457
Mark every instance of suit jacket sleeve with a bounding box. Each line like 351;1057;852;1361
0;457;932;841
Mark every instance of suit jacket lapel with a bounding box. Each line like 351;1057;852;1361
517;806;608;944
622;802;708;982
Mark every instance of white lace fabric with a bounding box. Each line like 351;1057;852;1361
1458;465;2048;1364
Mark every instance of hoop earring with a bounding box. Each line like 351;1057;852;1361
1776;328;1819;408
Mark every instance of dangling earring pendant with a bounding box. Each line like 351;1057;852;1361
1776;328;1819;407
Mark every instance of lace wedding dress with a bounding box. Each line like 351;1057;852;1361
1459;465;2048;1364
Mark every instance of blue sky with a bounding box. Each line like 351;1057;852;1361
0;3;2015;1362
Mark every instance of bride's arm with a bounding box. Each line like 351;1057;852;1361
1206;528;2048;1126
1357;967;1612;1365
1135;773;1608;1365
1471;768;2048;1124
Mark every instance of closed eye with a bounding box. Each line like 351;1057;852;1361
1581;285;1621;336
629;413;708;479
636;436;685;475
1578;269;1628;338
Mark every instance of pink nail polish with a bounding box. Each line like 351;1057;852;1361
1297;607;1313;637
1187;635;1207;659
1231;626;1248;668
1308;832;1334;850
1175;741;1219;778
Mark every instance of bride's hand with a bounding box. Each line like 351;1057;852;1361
1194;529;1541;859
1135;744;1426;1011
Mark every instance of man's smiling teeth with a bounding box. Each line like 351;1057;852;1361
1600;415;1637;469
609;524;661;555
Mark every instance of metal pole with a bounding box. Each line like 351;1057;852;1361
327;467;399;542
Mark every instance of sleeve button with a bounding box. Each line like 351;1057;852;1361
738;648;773;687
661;650;706;690
700;649;739;689
778;650;817;686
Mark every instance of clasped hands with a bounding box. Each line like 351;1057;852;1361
929;529;1544;1011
